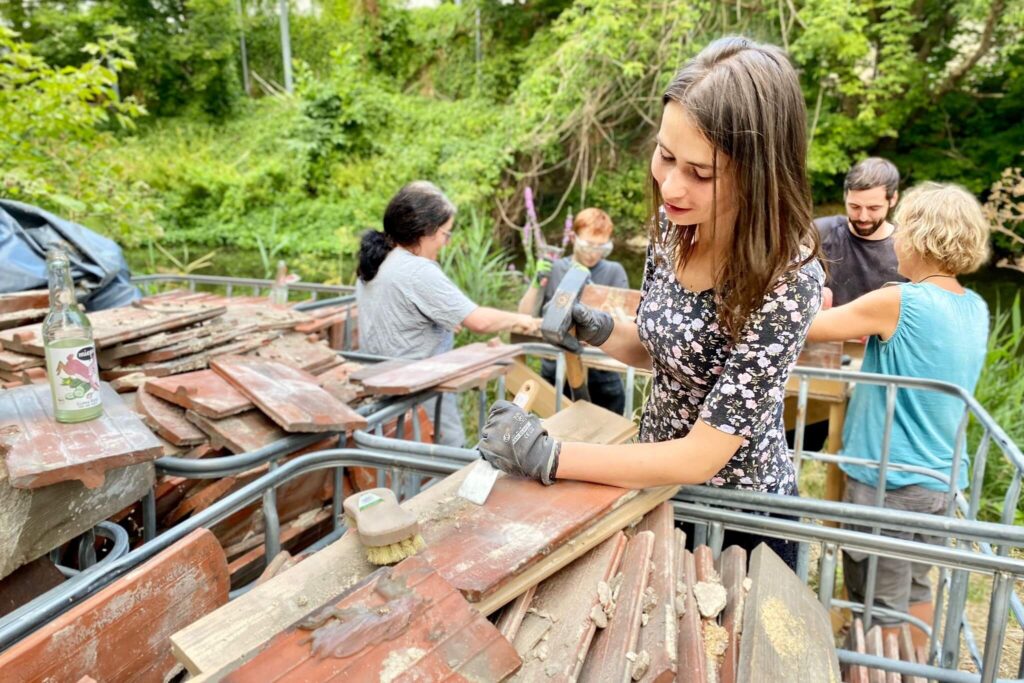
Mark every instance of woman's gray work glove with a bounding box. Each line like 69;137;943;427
477;400;560;485
571;303;614;347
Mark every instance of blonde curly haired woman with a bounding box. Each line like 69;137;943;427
808;181;991;647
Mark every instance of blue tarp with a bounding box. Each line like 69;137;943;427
0;200;139;311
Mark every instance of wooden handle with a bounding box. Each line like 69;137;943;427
513;380;539;412
564;353;586;389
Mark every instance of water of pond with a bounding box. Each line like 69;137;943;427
126;241;1024;314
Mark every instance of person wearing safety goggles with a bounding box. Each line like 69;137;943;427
517;207;629;414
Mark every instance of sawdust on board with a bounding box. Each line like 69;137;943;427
760;596;806;659
380;647;426;683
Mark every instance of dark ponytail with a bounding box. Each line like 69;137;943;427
356;230;393;282
357;180;456;282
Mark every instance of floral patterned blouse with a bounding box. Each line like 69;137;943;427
636;235;824;495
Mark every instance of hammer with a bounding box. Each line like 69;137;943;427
540;265;591;402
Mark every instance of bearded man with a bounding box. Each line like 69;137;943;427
816;157;908;306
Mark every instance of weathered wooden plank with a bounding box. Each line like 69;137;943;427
543;399;638;444
509;531;626;681
360;342;522;395
578;530;654;682
736;544;840;683
135;386;207;446
717;545;747;683
506;357;571;419
636;502;678;683
146;369;253;419
0;461;153;580
222;556;521;683
0;529;228;683
186;409;287;454
0;304;226;355
210;355;367;433
0;383;163;489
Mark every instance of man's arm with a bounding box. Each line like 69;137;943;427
808;285;901;342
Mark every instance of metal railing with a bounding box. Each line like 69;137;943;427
131;273;354;302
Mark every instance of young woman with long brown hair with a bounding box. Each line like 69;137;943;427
477;37;824;566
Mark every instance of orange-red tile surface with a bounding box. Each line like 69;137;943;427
578;530;654;682
146;369;254;418
636;503;678;683
418;473;637;602
717;545;747;683
211;356;367;432
0;529;227;682
360;342;521;395
186;409;287;454
0;383;163;489
675;532;706;683
136;386;207;446
223;555;520;682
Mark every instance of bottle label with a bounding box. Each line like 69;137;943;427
46;343;101;412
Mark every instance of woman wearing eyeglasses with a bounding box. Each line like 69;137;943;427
478;37;824;568
517;208;630;413
356;181;540;446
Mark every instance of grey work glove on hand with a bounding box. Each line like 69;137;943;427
571;302;614;347
477;400;560;485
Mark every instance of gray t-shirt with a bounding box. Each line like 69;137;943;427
815;215;906;307
356;247;477;446
541;257;629;306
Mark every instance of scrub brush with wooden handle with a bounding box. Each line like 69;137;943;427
343;487;425;566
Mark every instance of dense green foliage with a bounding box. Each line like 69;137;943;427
3;0;1023;260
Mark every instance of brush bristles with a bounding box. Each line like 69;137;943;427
364;534;426;566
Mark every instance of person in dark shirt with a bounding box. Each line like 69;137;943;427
518;207;629;414
815;157;908;306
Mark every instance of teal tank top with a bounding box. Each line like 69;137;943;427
840;283;989;491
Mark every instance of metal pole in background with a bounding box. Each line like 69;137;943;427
279;0;294;93
235;0;251;95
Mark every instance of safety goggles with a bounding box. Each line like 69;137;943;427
573;237;614;257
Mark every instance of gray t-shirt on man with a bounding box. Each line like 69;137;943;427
356;247;477;446
815;215;907;307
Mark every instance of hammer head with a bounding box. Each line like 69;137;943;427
541;265;590;353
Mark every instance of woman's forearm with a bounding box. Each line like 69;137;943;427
463;306;538;334
517;287;541;315
557;421;742;488
595;321;653;370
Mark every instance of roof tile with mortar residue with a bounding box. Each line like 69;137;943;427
635;503;678;683
359;342;522;396
578;530;655;683
135;386;208;446
222;555;521;682
146;369;254;419
0;383;163;489
186;409;287;454
675;532;706;683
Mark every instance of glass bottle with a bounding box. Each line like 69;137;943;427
42;248;102;423
269;260;289;305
